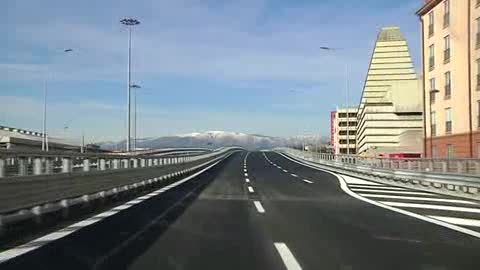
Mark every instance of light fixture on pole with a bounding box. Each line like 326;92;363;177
121;17;140;152
429;89;440;158
130;83;141;151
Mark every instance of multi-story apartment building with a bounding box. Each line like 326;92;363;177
330;107;358;155
356;26;424;157
417;0;480;158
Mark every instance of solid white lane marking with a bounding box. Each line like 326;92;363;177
0;154;232;264
274;242;302;270
342;175;381;185
303;179;313;184
348;184;407;191
245;178;250;183
277;151;480;239
350;189;439;196
248;186;254;193
244;173;248;177
361;194;478;205
428;216;480;227
290;174;298;178
380;202;480;214
254;201;265;213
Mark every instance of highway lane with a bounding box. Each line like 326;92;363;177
1;150;480;269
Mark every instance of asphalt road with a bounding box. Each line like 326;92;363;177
2;151;480;270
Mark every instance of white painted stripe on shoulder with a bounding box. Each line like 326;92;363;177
380;201;480;214
303;179;313;184
248;186;254;193
253;201;265;213
350;189;438;196
274;242;302;270
361;194;478;205
428;216;480;227
276;151;480;239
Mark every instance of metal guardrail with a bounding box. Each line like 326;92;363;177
0;148;213;178
276;148;480;198
0;147;241;227
302;151;480;175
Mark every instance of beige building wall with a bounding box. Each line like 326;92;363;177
418;0;479;158
357;26;423;157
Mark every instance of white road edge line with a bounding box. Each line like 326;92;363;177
0;153;232;264
248;186;254;193
253;201;265;213
274;242;302;270
276;151;480;239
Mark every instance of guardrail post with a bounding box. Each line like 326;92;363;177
123;159;129;168
33;157;43;175
456;161;464;174
153;158;159;166
113;159;120;169
148;159;153;167
83;159;90;172
62;157;72;173
139;159;145;168
0;158;5;178
99;159;106;171
44;158;53;174
18;158;28;176
133;159;139;168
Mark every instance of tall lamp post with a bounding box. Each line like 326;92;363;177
131;84;141;151
121;17;140;152
42;48;74;152
319;46;351;156
429;89;440;158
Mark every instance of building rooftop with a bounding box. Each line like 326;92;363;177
377;26;405;42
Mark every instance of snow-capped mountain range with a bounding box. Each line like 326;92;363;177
99;131;329;151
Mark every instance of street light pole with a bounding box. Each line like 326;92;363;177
130;84;141;152
121;18;140;152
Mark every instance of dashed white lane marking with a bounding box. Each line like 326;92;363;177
283;169;288;173
428;216;480;227
245;178;250;183
350;189;439;196
253;201;265;213
290;174;298;178
248;186;254;193
380;202;480;214
244;173;248;177
274;242;302;270
303;179;313;184
244;169;247;172
0;155;230;264
361;194;478;205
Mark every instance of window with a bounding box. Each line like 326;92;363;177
431;111;437;137
445;107;452;134
477;18;480;48
429;45;435;71
432;146;438;158
447;144;454;158
428;11;434;36
444;72;451;98
430;78;436;103
443;35;450;63
478;101;480;128
443;0;450;28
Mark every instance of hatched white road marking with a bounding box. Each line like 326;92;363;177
350;189;439;196
342;175;381;185
248;186;254;193
380;202;480;214
348;184;407;191
274;242;302;270
253;201;265;213
361;194;478;205
303;179;313;184
428;216;480;227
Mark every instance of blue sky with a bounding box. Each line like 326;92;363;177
2;0;423;142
